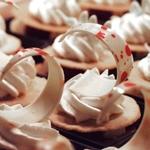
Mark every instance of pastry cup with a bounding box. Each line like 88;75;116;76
36;46;116;78
0;33;21;55
79;1;131;16
50;95;141;133
0;77;46;106
12;1;69;34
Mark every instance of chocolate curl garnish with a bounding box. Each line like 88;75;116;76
0;48;64;124
59;23;133;84
0;0;19;9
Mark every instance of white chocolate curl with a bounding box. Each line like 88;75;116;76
56;22;133;84
60;68;124;124
0;52;36;98
0;48;64;125
29;0;81;25
0;48;67;149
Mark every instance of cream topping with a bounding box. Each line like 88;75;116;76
0;52;36;98
138;52;150;81
29;0;81;25
60;68;124;124
0;104;60;150
107;1;150;44
78;0;129;5
52;12;108;62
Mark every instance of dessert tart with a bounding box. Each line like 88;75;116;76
50;68;141;132
0;48;73;150
0;49;46;106
49;22;140;133
12;0;81;34
37;20;117;77
106;1;150;52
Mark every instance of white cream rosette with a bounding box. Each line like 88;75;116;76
29;0;81;25
60;68;124;124
0;52;36;98
52;11;108;62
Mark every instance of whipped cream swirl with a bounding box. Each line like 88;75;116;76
52;13;108;62
0;52;36;98
60;68;124;124
78;0;129;5
29;0;81;25
107;1;150;44
138;52;150;81
52;32;107;62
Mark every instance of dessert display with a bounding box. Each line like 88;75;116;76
106;1;150;52
0;0;149;149
78;0;131;16
0;15;21;54
0;48;73;150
